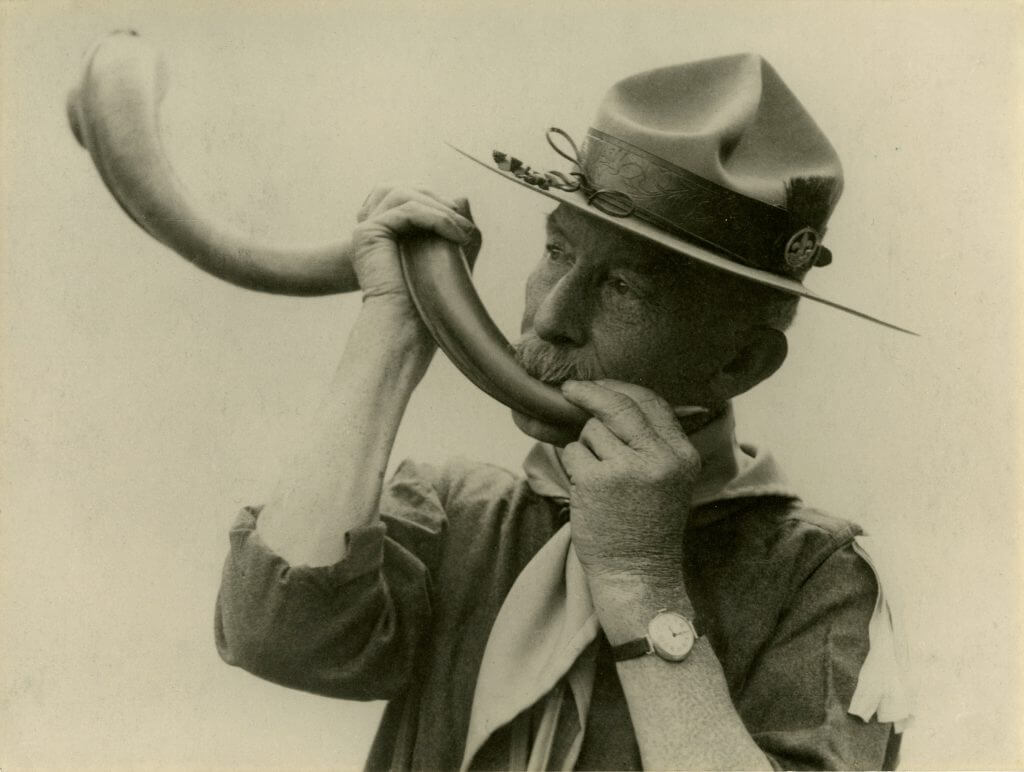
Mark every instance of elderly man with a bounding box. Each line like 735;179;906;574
215;55;910;770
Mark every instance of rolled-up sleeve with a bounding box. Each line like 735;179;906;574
215;459;447;701
740;541;899;770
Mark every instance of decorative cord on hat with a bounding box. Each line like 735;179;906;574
491;128;840;279
492;127;637;218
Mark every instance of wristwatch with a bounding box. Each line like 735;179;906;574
610;609;703;663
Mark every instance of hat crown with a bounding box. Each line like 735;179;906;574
592;54;843;220
456;53;914;332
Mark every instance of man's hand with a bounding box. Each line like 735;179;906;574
352;185;480;307
559;379;702;594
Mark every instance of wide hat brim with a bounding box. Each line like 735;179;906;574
448;142;917;336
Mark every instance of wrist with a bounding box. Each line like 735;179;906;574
358;296;435;353
589;570;694;645
329;297;435;393
360;292;419;321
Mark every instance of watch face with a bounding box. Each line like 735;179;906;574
648;612;696;661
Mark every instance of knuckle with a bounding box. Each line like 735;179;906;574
394;200;422;218
564;441;592;466
645;454;680;482
569;438;593;456
606;392;638;416
607;459;633;482
562;444;584;470
645;392;673;414
392;200;435;223
680;447;702;475
351;220;377;240
378;184;424;208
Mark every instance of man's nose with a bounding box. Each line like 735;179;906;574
532;270;591;346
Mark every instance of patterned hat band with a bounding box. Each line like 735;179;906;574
492;127;833;279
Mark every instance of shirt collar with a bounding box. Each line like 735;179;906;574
523;403;800;525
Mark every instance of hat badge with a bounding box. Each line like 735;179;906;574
784;227;821;271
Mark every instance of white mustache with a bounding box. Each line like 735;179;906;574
513;333;603;385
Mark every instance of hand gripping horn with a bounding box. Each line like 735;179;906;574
66;30;589;432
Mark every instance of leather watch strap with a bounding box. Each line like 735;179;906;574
610;636;653;662
610;615;703;663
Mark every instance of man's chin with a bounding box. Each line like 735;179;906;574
510;408;580;448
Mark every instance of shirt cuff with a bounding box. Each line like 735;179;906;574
230;505;389;589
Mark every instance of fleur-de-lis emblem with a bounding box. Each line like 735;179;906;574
784;227;821;270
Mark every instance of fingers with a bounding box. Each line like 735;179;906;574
561;439;598;478
359;184;449;220
561;379;702;458
359;199;475;246
590;379;684;444
358;185;471;230
560;380;659;449
579;417;623;459
355;186;480;267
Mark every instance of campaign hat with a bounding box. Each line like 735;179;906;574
451;54;914;333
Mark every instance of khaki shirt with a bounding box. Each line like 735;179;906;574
215;458;899;770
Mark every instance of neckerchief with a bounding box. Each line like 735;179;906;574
459;406;912;771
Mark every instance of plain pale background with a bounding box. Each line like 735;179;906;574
1;1;1021;768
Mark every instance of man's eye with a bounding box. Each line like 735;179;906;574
607;277;634;295
545;243;565;261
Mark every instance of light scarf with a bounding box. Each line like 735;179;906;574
459;407;913;771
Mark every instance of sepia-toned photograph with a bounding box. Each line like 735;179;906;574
1;1;1021;769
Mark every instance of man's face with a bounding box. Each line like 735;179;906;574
514;205;739;418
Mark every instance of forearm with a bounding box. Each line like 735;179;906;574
593;577;773;771
256;298;434;566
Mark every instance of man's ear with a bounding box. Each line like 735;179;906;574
708;327;789;400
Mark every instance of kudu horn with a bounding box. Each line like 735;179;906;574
66;30;590;431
